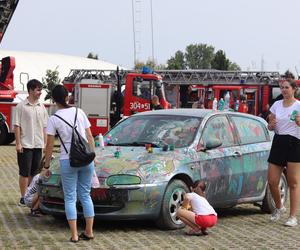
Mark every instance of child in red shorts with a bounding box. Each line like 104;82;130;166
177;180;217;235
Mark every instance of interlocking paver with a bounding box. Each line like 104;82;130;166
1;144;300;249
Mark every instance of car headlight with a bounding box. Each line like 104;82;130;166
106;174;141;186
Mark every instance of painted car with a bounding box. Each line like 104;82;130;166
39;109;288;229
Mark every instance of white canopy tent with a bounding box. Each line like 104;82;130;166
0;50;122;101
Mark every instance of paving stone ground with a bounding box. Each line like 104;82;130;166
1;144;300;249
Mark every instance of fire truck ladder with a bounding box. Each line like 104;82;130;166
64;69;281;86
0;0;19;43
63;69;135;84
155;70;281;85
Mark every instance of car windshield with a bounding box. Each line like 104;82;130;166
106;115;202;148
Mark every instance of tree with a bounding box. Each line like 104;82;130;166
184;43;215;69
42;68;61;101
228;62;241;71
134;59;166;70
167;51;185;69
87;52;98;60
166;43;241;70
211;50;230;70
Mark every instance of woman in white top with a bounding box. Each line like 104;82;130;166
44;85;95;243
177;180;217;235
267;79;300;227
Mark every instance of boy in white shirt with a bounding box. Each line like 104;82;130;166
177;180;217;235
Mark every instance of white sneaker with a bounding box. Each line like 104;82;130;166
284;217;298;227
270;206;286;222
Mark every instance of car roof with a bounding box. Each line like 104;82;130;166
132;109;267;124
133;108;212;118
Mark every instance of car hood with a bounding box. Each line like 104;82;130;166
93;146;194;184
46;146;197;186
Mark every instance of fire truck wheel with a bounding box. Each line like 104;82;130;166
155;179;189;229
261;173;288;213
0;123;8;145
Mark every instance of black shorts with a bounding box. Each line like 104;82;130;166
268;134;300;166
17;148;42;177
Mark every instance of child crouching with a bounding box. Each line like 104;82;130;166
177;180;217;235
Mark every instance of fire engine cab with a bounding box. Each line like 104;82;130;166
62;67;170;136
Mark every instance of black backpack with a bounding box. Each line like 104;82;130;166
55;107;95;167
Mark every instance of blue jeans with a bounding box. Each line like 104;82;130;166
60;159;95;220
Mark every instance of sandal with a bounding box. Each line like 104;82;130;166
185;228;201;236
201;229;209;236
30;209;42;217
70;237;79;243
79;232;94;240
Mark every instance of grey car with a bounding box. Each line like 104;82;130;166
39;109;288;229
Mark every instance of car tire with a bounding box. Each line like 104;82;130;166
261;173;288;213
155;179;189;230
0;123;8;145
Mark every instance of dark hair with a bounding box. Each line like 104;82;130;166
52;85;70;108
27;79;43;92
192;180;206;192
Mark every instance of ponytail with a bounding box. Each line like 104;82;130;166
52;85;70;108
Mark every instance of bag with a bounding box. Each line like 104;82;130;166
55;108;95;167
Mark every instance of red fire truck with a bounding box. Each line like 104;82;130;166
62;68;170;136
62;69;289;137
157;70;285;115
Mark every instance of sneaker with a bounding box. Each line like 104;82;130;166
18;197;26;207
284;217;298;227
270;206;286;222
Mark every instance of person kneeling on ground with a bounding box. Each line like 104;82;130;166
177;180;217;235
24;168;48;217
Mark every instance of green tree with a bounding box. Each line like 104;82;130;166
42;68;61;101
185;43;215;69
134;59;166;70
87;52;98;60
167;51;185;69
228;62;241;71
166;43;241;70
211;50;230;70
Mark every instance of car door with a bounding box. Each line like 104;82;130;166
229;114;270;199
196;114;243;207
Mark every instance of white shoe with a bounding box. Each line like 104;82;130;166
284;217;298;227
270;206;286;222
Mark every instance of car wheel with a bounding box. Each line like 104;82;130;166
0;123;8;145
261;173;288;213
155;179;189;230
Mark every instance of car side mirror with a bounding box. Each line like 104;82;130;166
198;138;222;152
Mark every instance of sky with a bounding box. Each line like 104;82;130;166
1;0;300;74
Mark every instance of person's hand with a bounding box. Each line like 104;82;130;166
268;114;276;130
16;143;23;153
295;114;300;126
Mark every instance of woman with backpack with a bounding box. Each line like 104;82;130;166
43;85;95;243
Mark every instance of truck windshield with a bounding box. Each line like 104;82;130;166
106;115;202;148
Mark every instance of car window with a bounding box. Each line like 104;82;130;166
230;116;267;144
106;115;202;148
201;115;235;147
